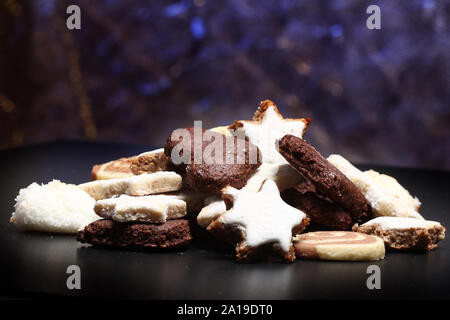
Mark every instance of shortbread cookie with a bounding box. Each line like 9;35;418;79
281;178;353;231
229;99;310;164
353;217;445;251
327;155;424;220
196;163;304;228
197;196;227;228
294;231;385;261
10;180;99;234
130;148;171;175
165;189;208;214
207;179;310;262
94;194;186;223
77;219;192;249
91;157;136;180
278;135;371;224
79;171;182;200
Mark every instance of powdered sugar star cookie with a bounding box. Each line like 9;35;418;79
196;163;304;228
229;100;310;164
327;154;424;220
207;179;309;262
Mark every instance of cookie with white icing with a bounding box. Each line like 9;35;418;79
79;171;182;200
229;100;310;164
207;179;310;262
327;154;424;220
196;162;304;228
353;217;445;251
94;194;186;223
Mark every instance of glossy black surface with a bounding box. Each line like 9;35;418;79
0;141;449;299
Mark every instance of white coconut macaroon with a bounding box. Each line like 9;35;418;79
11;180;100;234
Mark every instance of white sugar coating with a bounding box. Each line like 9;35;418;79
364;169;421;210
327;154;424;220
95;194;186;223
196;163;303;228
234;106;306;164
220;179;307;252
362;217;442;230
11;180;99;234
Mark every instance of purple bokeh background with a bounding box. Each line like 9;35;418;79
0;0;449;169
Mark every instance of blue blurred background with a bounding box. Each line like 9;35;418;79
0;0;449;169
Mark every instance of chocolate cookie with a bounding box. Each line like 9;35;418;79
278;134;371;224
164;127;206;174
77;219;192;249
281;178;353;231
165;127;262;194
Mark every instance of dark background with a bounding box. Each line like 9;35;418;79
0;0;449;170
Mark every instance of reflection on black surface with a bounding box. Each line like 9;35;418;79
0;143;449;299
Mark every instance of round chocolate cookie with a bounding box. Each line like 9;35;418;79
278;134;371;224
164;127;206;173
185;135;261;194
77;219;192;249
164;127;262;194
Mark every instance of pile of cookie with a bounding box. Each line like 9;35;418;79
10;100;446;262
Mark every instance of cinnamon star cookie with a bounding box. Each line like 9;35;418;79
229;99;310;164
207;179;310;262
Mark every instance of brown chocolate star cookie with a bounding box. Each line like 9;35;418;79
278;134;371;224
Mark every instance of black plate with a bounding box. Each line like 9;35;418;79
0;141;449;299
